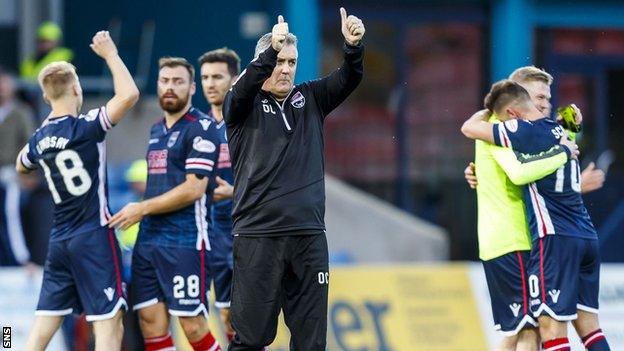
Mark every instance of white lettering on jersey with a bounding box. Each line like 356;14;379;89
193;137;216;153
36;136;70;153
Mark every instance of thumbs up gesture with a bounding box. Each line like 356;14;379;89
272;15;289;51
340;7;365;46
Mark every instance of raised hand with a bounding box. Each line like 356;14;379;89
272;15;289;52
340;7;365;46
90;30;118;60
580;162;605;193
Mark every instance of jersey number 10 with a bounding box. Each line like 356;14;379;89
555;159;581;193
39;150;93;204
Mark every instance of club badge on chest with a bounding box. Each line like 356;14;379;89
167;131;180;148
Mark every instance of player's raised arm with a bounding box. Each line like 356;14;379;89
90;30;139;125
223;15;288;126
307;7;364;117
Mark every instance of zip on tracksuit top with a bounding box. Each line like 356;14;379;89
223;42;364;236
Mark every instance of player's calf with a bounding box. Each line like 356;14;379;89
92;309;124;351
25;316;64;351
137;302;170;338
179;315;221;350
539;316;570;351
573;305;610;350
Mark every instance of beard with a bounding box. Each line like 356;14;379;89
159;92;190;114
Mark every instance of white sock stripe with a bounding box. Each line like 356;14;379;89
584;332;605;346
145;333;172;343
544;343;570;351
207;341;221;351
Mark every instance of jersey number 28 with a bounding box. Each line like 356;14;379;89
39;150;92;204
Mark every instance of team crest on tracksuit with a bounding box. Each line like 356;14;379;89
291;91;305;108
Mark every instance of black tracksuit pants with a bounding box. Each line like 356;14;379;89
228;233;329;351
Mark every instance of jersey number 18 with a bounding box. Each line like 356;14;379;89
39;150;92;204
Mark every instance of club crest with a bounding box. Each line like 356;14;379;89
167;131;180;148
291;91;305;108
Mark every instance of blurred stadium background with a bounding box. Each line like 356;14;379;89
1;0;624;349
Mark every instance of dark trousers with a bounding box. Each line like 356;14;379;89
228;233;329;351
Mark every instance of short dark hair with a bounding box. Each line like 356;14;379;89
198;48;241;77
484;79;532;116
159;57;195;81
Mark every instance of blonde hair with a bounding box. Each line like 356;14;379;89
509;66;553;85
159;57;195;81
37;61;78;100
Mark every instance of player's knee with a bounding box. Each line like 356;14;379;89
138;308;168;337
496;335;518;350
516;328;540;351
179;316;208;340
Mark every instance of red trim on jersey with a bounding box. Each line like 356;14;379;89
539;238;546;303
529;185;549;236
108;229;123;297
184;114;198;122
516;251;528;315
502;130;510;147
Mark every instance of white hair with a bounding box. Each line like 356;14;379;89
254;32;298;58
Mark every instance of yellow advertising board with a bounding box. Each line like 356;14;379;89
274;264;486;350
176;264;487;350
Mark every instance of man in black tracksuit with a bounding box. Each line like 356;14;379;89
223;8;365;351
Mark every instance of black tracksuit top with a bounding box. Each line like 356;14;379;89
223;42;364;236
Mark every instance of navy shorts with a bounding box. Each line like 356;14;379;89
208;221;233;308
482;251;537;335
36;228;127;321
131;242;211;317
528;235;600;321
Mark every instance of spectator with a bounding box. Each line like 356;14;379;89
20;21;74;81
0;68;35;266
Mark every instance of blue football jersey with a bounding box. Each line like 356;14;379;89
138;107;220;249
493;118;597;240
21;107;114;240
206;113;233;230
